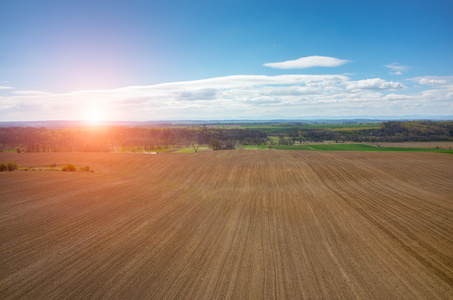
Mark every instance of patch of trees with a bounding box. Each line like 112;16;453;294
62;163;77;172
62;163;92;172
279;121;453;143
0;161;18;172
376;121;453;141
208;139;235;151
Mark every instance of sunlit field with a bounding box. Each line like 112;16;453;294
244;143;453;153
1;0;452;298
1;150;452;298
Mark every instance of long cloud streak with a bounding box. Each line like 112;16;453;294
0;75;451;121
264;56;350;69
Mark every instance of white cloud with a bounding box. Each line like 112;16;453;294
409;76;451;86
383;94;413;101
266;86;321;96
111;75;349;95
241;96;283;105
346;78;406;90
384;63;409;75
178;88;217;101
1;73;452;121
419;79;447;85
0;86;13;90
263;56;350;69
13;90;51;95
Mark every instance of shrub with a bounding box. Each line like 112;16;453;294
209;138;222;151
79;165;90;172
15;144;25;153
65;163;77;172
6;161;18;171
62;163;77;172
191;143;199;153
0;163;7;172
50;162;57;167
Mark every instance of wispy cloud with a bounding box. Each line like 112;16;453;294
409;76;452;86
0;74;451;121
13;90;51;95
0;86;13;90
346;78;406;90
384;63;409;75
179;88;217;101
419;79;447;85
264;56;350;69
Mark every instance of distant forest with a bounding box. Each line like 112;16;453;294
0;121;452;152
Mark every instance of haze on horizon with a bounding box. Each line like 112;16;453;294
0;0;452;122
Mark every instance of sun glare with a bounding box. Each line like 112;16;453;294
86;110;104;126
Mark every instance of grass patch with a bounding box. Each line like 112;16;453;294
173;146;209;153
143;149;172;153
17;163;95;172
113;146;173;153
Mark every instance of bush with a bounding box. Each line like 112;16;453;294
62;163;76;172
79;165;90;172
6;161;18;171
0;163;7;172
15;144;25;153
65;163;77;172
209;138;222;151
50;162;57;167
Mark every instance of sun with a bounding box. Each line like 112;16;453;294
86;109;104;126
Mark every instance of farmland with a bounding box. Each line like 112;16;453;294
1;151;452;299
244;143;453;153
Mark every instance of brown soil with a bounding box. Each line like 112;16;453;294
367;141;453;149
1;151;452;299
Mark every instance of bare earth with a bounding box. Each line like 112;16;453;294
367;141;453;149
0;151;452;299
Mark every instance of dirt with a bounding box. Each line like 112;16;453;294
367;141;453;149
1;151;452;299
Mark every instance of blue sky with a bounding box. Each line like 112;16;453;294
1;0;452;121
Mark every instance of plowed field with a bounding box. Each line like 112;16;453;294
1;151;452;299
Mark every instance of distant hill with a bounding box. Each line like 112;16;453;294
1;117;452;128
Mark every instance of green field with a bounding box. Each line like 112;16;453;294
173;146;209;153
244;144;453;154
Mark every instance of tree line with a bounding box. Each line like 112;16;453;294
0;126;267;152
0;121;451;152
301;121;453;143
